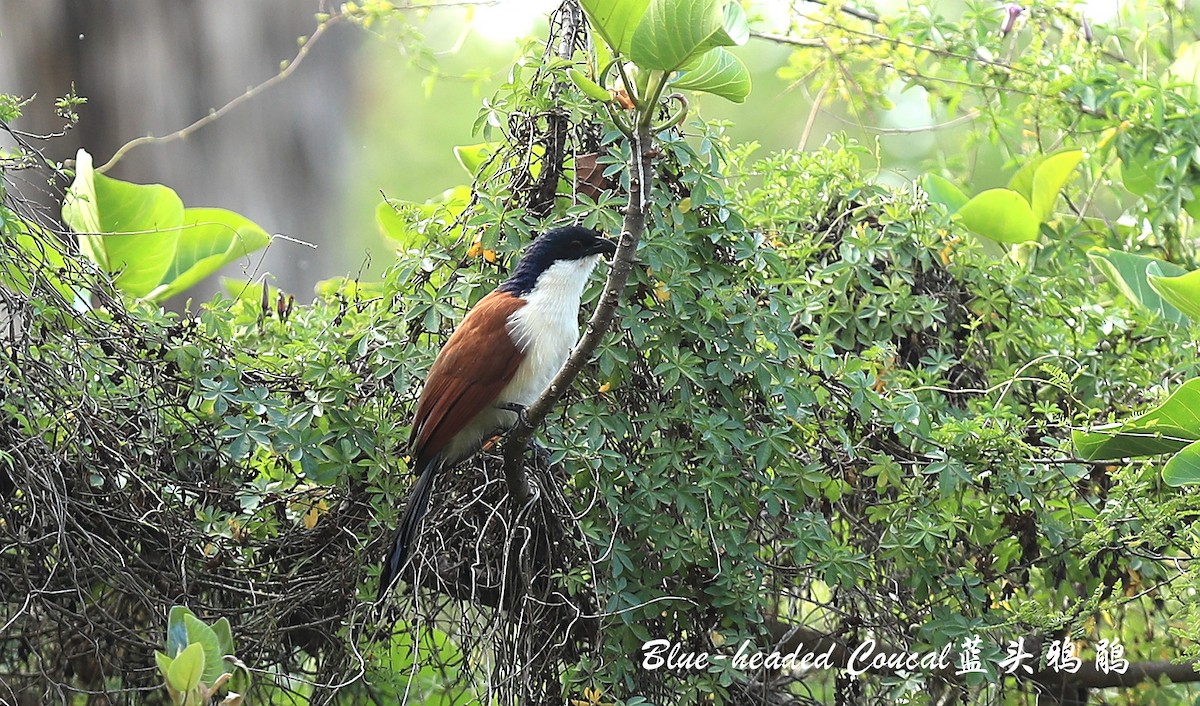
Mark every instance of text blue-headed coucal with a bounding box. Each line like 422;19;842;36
377;225;616;599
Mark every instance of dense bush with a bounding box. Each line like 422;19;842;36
5;1;1200;705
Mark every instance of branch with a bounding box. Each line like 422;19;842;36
501;122;653;503
96;14;343;174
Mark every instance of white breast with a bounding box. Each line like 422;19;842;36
501;255;601;406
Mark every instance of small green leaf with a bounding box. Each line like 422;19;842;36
954;189;1039;243
377;186;471;248
1163;439;1200;486
921;174;969;213
579;0;652;55
1088;248;1189;324
453;142;501;177
155;651;174;681
314;276;386;301
568;68;614;102
212;618;235;658
671;47;751;103
1007;153;1048;204
147;208;270;302
1073;378;1200;461
1118;145;1157;197
167;606;191;657
1165;42;1200;98
629;0;725;71
1149;267;1200;323
167;643;205;694
1030;149;1083;222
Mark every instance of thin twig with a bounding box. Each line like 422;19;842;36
96;15;343;174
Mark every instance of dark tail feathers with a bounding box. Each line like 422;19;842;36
377;467;438;600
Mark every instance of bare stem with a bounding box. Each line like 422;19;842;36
96;15;342;174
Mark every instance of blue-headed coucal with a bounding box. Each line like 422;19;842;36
377;225;616;599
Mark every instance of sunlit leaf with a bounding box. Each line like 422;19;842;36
671;47;750;103
167;643;205;694
1030;149;1083;222
1148;267;1200;323
629;0;725;71
954;189;1039;243
63;148;183;298
147;208;270;302
579;0;652;55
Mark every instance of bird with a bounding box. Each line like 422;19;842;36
377;225;617;599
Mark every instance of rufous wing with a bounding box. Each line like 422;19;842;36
408;290;526;465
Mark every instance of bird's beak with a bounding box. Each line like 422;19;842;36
592;237;618;257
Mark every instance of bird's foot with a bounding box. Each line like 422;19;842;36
531;440;552;469
497;402;530;428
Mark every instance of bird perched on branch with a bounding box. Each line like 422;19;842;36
377;225;616;599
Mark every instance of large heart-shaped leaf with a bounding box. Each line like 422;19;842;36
1073;378;1200;461
580;0;651;55
1148;267;1200;323
629;0;725;71
954;188;1039;243
1088;248;1189;324
63;149;183;298
146;208;270;302
671;47;751;102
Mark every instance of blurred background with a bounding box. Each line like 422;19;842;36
0;0;959;301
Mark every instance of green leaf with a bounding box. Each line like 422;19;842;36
146;208;270;302
1166;42;1200;98
954;189;1039;243
377;187;471;248
1148;266;1200;323
579;0;652;55
0;218;72;299
167;606;191;657
1007;153;1047;204
1163;439;1200;486
671;47;751;102
212;617;235;658
314;276;387;301
453;142;501;177
1118;145;1157;197
167;643;205;694
568;68;614;102
921;174;969;213
155;651;174;681
63;148;184;298
1088;248;1189;324
1030;149;1083;222
1073;378;1200;461
1006;149;1082;222
629;0;725;71
182;612;226;685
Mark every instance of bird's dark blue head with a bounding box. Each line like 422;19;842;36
499;226;616;296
